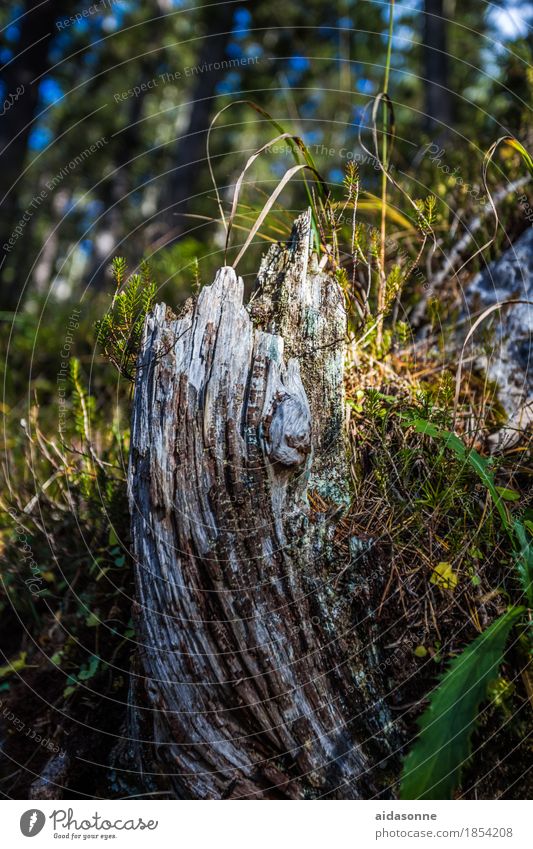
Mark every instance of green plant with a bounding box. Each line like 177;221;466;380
69;356;95;444
399;418;532;799
95;258;157;381
405;418;513;536
63;654;102;698
400;606;524;799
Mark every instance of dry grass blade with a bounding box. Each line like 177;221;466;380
371;91;396;170
232;166;319;268
206;99;329;241
225;132;308;259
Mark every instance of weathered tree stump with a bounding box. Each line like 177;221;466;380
126;211;398;799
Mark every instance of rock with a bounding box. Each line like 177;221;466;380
465;227;533;447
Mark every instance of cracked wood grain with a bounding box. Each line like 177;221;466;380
126;210;397;799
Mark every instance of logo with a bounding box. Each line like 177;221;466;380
20;810;46;837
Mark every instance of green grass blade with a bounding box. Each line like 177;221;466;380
491;136;533;180
400;605;524;799
514;521;533;609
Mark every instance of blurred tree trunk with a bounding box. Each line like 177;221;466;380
0;0;70;311
85;88;147;291
159;1;250;244
423;0;452;134
124;211;399;799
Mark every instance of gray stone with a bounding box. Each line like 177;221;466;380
465;228;533;444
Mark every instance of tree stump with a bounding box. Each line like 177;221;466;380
126;211;398;799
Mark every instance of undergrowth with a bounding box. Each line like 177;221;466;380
0;307;134;796
344;357;532;799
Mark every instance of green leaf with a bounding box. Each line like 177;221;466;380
85;612;100;627
514;521;533;609
400;606;524;800
495;486;520;502
0;651;28;679
77;654;100;681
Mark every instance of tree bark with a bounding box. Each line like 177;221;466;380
126;211;399;799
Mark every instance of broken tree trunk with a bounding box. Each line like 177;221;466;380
127;210;399;799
